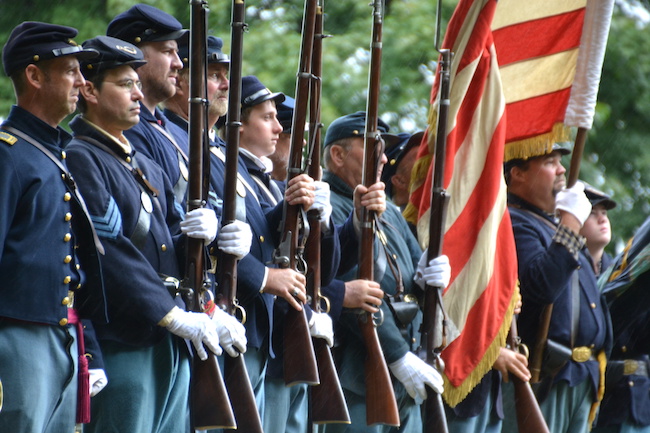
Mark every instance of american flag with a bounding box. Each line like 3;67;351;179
405;0;613;405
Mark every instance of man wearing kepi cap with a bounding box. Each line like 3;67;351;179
164;35;230;142
322;111;448;432
0;22;107;432
505;141;612;433
107;4;193;212
579;181;616;277
64;35;247;433
222;75;337;429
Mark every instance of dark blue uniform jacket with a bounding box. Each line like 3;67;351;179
67;116;186;347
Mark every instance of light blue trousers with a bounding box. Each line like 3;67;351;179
0;320;78;433
85;334;191;433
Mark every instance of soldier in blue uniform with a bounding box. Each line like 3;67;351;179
0;22;107;432
235;76;339;433
106;4;190;212
579;181;616;277
65;35;248;433
321;111;448;433
589;187;650;433
505;142;612;433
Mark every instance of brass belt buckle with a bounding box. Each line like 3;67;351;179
571;346;592;362
623;359;639;375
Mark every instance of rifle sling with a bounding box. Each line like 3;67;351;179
1;126;104;255
375;217;419;329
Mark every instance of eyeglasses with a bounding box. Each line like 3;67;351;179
104;79;143;92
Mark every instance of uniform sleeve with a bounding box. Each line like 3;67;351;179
510;209;580;305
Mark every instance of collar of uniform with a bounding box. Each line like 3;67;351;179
162;108;188;133
322;170;354;199
78;116;133;155
507;192;557;224
239;147;268;172
137;101;157;123
3;105;72;151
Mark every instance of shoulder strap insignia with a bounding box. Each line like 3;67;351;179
0;131;17;146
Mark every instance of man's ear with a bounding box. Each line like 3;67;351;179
79;81;98;106
24;64;45;89
391;173;406;189
329;144;346;168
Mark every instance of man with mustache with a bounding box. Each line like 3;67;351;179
65;35;249;433
505;143;612;433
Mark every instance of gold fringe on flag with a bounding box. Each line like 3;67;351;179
442;284;518;408
504;123;572;162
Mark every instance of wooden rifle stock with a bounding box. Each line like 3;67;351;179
305;3;350;425
213;1;264;432
529;127;587;384
274;0;320;387
508;318;550;433
420;48;451;433
357;0;400;427
185;1;235;429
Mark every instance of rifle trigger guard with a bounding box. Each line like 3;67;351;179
233;299;247;325
518;342;530;359
319;294;331;314
372;308;384;327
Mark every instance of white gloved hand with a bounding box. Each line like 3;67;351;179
88;368;108;397
555;182;592;226
389;352;444;405
415;252;451;289
217;220;252;260
180;208;218;245
164;307;222;360
311;181;332;230
309;311;334;347
212;308;247;357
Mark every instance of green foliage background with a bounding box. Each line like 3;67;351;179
1;0;649;254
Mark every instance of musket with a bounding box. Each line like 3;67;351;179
358;0;400;427
419;48;451;433
213;0;264;432
273;0;320;387
184;0;236;429
508;317;550;433
529;127;588;383
305;1;350;426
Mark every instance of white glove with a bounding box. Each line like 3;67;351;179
217;220;252;260
389;352;444;404
309;311;334;347
212;308;247;357
164;307;222;360
415;252;451;289
88;368;108;397
555;183;592;226
311;181;332;230
180;208;218;245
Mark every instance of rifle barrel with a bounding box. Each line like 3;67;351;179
186;0;236;429
358;0;400;427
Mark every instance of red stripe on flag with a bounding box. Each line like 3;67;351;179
444;114;507;287
493;9;586;66
505;88;572;142
442;215;517;386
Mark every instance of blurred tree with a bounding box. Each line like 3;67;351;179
0;0;648;249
